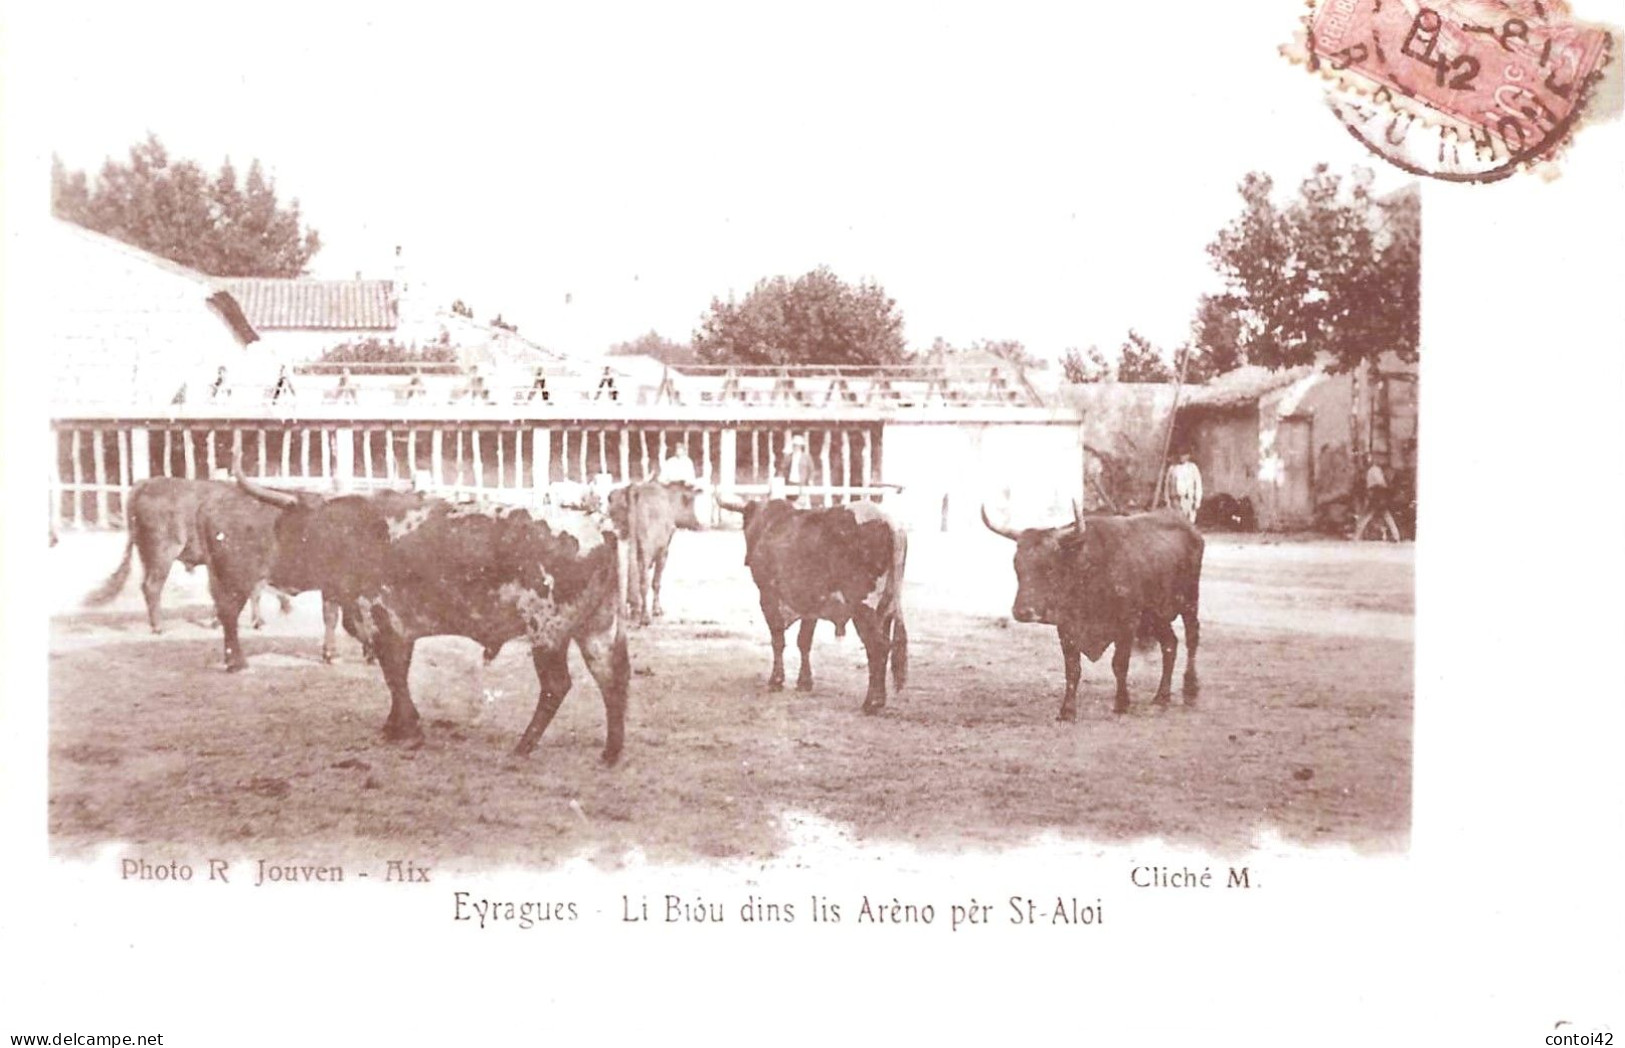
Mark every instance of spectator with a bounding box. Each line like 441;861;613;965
1166;451;1203;525
594;366;619;402
524;367;551;404
660;441;698;486
780;433;815;508
334;367;358;403
465;365;491;404
209;365;229;401
270;365;297;404
1354;458;1401;542
405;369;427;401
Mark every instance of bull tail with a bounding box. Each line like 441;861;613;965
83;527;137;606
889;525;909;691
890;612;909;691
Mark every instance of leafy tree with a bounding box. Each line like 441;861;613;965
489;314;518;333
317;338;458;374
51;134;321;277
609;330;698;366
450;299;474;318
1061;345;1112;384
1202;165;1418;374
692;266;907;367
1116;330;1175;382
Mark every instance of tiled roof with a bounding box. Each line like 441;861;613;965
223;278;397;330
1181;364;1317;410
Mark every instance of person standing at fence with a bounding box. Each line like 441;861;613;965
781;434;815;508
660;441;698;486
1354;457;1401;542
335;367;358;403
209;365;229;402
270;365;297;404
595;366;619;402
525;366;551;404
1166;451;1203;524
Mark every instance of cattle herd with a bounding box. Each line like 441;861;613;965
80;470;1205;764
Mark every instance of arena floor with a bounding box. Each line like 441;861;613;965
46;525;1413;865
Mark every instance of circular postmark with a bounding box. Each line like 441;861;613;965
1289;0;1614;183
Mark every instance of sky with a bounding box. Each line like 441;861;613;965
7;0;1417;362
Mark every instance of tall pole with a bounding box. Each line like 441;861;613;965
1150;344;1192;510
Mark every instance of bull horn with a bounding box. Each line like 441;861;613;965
234;466;301;510
714;492;748;514
1073;499;1087;532
980;503;1021;541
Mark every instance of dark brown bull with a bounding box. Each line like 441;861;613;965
235;474;631;761
83;478;351;662
983;504;1203;719
717;496;909;713
606;481;703;627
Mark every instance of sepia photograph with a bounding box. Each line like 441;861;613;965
2;0;1620;1043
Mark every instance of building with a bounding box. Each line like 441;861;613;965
41;217;258;407
1171;357;1418;531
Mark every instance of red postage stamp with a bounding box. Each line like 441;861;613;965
1289;0;1614;182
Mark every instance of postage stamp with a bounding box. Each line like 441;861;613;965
1287;0;1615;181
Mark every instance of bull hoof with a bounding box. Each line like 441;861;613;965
796;677;813;692
1057;707;1077;722
150;626;163;636
383;722;425;745
653;606;664;619
1183;676;1200;698
601;745;622;765
226;659;249;673
321;649;336;665
1112;701;1129;715
1151;692;1172;706
767;679;784;692
860;699;885;715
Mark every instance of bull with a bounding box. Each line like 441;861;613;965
717;496;909;713
83;477;352;663
606;481;703;627
234;473;631;761
982;504;1203;719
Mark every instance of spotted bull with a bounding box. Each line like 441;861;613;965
83;477;351;662
718;496;909;713
983;504;1202;719
606;481;703;626
234;473;631;761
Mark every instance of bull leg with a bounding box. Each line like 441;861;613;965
1181;609;1200;703
852;608;891;714
766;626;787;691
1149;618;1179;705
795;617;817;691
1110;626;1135;714
342;606;379;665
249;582;266;630
650;545;669;619
1059;634;1082;722
209;575;252;673
517;645;573;757
141;545;181;634
321;595;340;663
577;622;631;765
375;634;423;744
630;545;651;628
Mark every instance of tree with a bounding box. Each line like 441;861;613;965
450;299;474;318
609;330;698;367
692;267;907;367
1061;345;1112;384
51;134;321;277
1116;330;1175;382
489;314;518;333
1202;165;1419;375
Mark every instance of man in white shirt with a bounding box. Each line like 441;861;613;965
659;442;698;486
1166;451;1203;524
1354;459;1401;542
782;434;815;508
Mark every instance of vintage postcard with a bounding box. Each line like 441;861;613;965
1;0;1620;1042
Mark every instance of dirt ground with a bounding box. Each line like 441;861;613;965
47;524;1413;865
